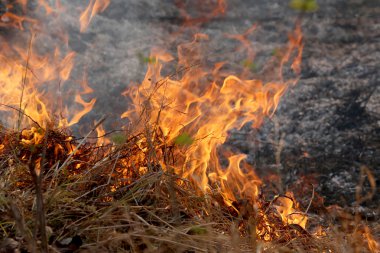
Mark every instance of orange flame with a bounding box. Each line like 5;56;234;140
0;36;81;127
80;0;111;32
0;0;56;29
95;123;110;146
0;1;110;129
364;226;380;253
274;192;307;229
175;0;226;27
0;11;37;30
122;24;303;209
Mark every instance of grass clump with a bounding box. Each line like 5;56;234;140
0;122;378;252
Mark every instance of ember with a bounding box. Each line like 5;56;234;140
0;0;378;252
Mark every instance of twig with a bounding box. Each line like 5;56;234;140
0;103;42;128
304;184;315;215
71;151;120;202
55;116;106;174
9;201;36;253
18;33;34;130
37;125;49;252
27;131;48;253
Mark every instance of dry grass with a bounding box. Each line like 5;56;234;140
0;123;378;253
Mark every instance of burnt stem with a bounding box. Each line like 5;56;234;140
28;126;49;253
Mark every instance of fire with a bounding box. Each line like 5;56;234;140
122;23;303;218
1;1;379;251
175;0;226;27
0;1;36;30
80;0;111;32
20;126;44;146
0;0;57;29
95;122;110;146
364;226;380;253
0;36;87;128
0;1;106;129
274;192;307;229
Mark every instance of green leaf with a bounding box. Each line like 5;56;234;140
174;133;193;146
188;226;208;235
137;52;157;64
110;133;127;145
290;0;319;12
144;57;157;64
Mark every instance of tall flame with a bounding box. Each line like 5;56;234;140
122;24;303;213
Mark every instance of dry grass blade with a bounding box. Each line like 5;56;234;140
55;116;106;174
0;116;378;252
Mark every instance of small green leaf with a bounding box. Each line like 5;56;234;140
174;133;193;146
137;52;157;64
290;0;318;12
111;133;127;145
36;128;44;134
188;226;208;235
144;57;157;64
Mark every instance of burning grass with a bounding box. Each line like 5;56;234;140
0;0;379;252
0;121;378;252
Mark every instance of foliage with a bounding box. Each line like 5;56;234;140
110;132;127;145
174;133;194;146
290;0;319;12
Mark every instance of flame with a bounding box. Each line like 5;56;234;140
80;0;111;32
0;38;78;127
0;0;36;29
122;23;303;210
0;0;56;29
225;24;257;62
0;1;109;129
274;192;307;229
36;0;54;15
175;0;226;27
20;126;45;145
95;123;110;146
210;153;261;207
0;11;37;30
364;226;380;253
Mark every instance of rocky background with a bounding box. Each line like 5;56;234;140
1;0;379;217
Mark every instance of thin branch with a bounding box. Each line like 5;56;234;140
55;115;107;174
18;33;34;130
304;184;315;215
72;151;120;202
0;103;42;128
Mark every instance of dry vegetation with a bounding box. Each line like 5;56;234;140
0;119;378;253
0;1;379;252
